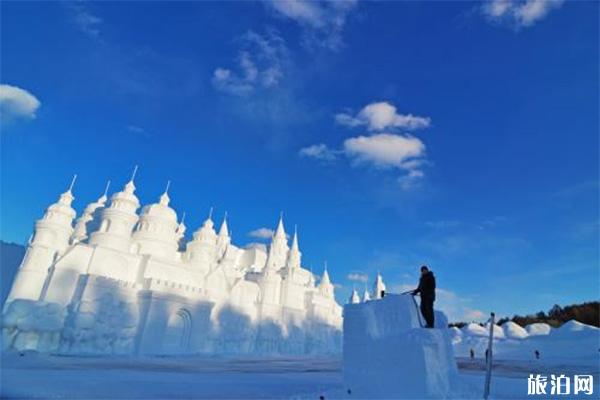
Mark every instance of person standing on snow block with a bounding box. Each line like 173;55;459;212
412;265;436;328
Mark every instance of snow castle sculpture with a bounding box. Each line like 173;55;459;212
2;173;343;355
343;294;460;399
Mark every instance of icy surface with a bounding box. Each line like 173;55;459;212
2;352;597;399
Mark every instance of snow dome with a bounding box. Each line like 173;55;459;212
525;323;552;336
502;321;528;339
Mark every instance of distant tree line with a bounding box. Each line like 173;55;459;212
449;301;599;328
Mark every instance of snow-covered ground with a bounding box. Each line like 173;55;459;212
1;352;598;399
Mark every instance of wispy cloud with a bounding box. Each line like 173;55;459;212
336;101;431;131
213;30;288;96
426;220;461;229
65;2;103;39
347;272;369;283
481;0;564;29
248;227;275;239
127;125;150;138
0;84;41;124
264;0;358;50
298;143;339;161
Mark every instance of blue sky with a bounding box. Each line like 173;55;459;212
1;1;598;321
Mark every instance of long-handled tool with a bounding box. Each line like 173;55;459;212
400;290;425;328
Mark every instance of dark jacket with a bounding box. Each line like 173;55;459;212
413;271;436;300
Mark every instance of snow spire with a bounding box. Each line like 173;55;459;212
290;224;299;251
59;174;77;206
318;264;334;297
373;271;386;299
320;262;331;286
159;180;171;206
68;174;77;192
218;211;229;237
350;287;360;304
363;284;371;302
125;165;138;193
201;206;214;229
274;211;286;238
177;211;187;235
99;180;111;203
285;224;301;269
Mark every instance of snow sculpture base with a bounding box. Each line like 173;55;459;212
343;294;459;399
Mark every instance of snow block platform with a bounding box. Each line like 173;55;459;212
343;294;459;399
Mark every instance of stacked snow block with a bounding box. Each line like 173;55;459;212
2;299;66;352
343;294;459;399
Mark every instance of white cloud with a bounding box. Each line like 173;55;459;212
392;284;486;323
302;101;431;190
347;273;369;283
482;0;564;28
213;30;288;96
336;101;431;131
343;133;426;170
299;143;338;161
265;0;358;50
248;227;275;239
0;84;41;122
301;133;426;189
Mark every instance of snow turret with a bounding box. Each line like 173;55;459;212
89;167;141;252
266;214;289;270
30;175;78;253
72;181;109;244
257;218;284;319
373;272;386;299
318;264;334;298
7;175;78;302
350;288;360;304
132;181;179;258
186;208;218;268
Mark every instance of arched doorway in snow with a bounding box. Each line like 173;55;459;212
162;308;192;354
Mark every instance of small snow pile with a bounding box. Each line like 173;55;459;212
484;323;505;339
343;294;460;399
2;299;66;352
502;321;528;339
461;323;487;337
449;327;462;345
526;322;552;336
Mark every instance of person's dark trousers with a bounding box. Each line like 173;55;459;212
420;296;435;328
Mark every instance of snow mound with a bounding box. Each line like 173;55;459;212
502;321;528;339
484;323;504;339
551;320;599;338
557;320;598;333
343;294;460;399
461;323;488;337
525;323;552;336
